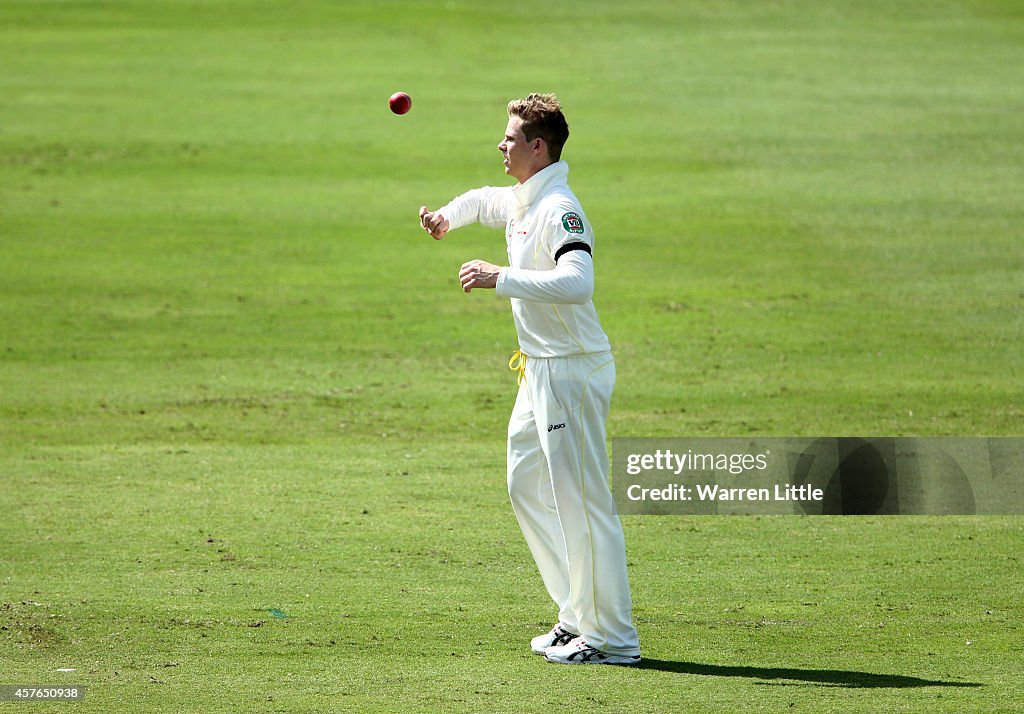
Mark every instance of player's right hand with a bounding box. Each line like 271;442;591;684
419;206;450;240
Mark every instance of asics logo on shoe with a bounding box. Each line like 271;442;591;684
531;624;580;655
544;638;642;666
551;630;577;647
567;646;608;662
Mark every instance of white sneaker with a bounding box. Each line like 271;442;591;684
530;624;580;655
543;638;641;666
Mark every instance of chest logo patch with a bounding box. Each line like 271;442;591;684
561;212;585;234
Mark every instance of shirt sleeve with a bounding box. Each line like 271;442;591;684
437;186;513;231
546;207;593;263
495;249;594;305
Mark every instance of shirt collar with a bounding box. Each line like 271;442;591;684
512;161;569;208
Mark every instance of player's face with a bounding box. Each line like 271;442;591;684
498;115;537;184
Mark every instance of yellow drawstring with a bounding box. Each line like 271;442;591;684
508;350;526;385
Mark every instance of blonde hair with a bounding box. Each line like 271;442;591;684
507;93;570;162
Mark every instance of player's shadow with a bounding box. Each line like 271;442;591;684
637;660;983;689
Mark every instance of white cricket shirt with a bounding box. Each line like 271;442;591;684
439;161;612;358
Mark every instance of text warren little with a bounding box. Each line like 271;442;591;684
627;483;824;502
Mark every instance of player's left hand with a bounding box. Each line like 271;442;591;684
459;260;501;293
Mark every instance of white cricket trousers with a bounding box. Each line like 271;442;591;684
507;351;640;656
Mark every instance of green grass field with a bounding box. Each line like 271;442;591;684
2;1;1022;711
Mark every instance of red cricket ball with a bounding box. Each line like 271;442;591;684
389;91;412;115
